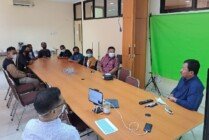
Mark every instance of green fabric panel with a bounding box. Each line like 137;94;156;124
150;12;209;86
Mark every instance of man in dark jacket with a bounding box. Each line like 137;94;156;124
38;42;51;58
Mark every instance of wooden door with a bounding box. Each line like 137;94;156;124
133;0;148;88
133;18;147;88
122;0;148;88
122;0;135;70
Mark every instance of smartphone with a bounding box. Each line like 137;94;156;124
144;123;153;133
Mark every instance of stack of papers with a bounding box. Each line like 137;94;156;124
95;118;118;135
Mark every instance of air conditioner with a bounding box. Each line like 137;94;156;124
13;0;34;6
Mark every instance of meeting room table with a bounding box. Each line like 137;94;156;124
28;57;204;140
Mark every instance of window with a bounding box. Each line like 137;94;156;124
84;0;94;19
95;0;105;18
74;2;82;20
120;0;123;16
106;0;119;17
74;0;123;20
197;0;209;8
165;0;192;10
161;0;209;13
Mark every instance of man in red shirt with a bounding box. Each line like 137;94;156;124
99;46;119;75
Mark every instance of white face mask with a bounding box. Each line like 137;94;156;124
12;54;17;60
108;53;115;58
61;49;65;53
86;53;93;58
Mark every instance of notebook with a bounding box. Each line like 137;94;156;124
95;118;118;135
105;99;119;108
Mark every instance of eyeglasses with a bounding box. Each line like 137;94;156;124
39;101;65;116
54;102;65;110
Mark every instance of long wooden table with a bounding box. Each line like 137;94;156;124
29;57;204;140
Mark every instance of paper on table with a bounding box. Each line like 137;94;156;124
155;97;166;105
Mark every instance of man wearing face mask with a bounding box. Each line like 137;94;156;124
99;46;119;75
2;47;39;86
22;87;80;140
16;45;33;72
83;49;97;69
58;45;72;58
38;42;51;58
69;46;84;65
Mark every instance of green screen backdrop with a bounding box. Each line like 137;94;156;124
150;12;209;85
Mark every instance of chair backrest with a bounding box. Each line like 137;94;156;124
82;57;88;66
96;60;100;71
117;54;122;65
125;76;140;88
117;68;131;82
7;76;22;103
94;60;98;70
2;68;10;84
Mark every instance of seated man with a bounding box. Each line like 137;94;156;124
83;49;97;69
168;59;204;111
38;42;51;58
58;45;72;58
3;47;39;86
69;46;84;65
99;46;119;75
22;87;80;140
16;45;33;72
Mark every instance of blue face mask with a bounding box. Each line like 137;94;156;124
86;53;93;58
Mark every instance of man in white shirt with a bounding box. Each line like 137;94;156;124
22;87;80;140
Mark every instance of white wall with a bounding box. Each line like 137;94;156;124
82;18;123;59
0;0;74;52
149;0;161;15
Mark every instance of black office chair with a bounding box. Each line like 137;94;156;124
60;105;93;137
117;54;122;65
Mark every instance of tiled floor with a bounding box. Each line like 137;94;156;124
0;70;204;140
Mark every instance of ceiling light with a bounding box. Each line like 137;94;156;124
185;0;191;3
110;2;114;5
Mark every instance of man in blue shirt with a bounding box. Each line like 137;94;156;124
168;59;204;111
69;46;84;65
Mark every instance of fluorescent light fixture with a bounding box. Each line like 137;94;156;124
185;0;191;3
110;2;114;5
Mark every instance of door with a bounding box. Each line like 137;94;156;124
74;20;83;52
122;0;135;70
122;0;148;88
